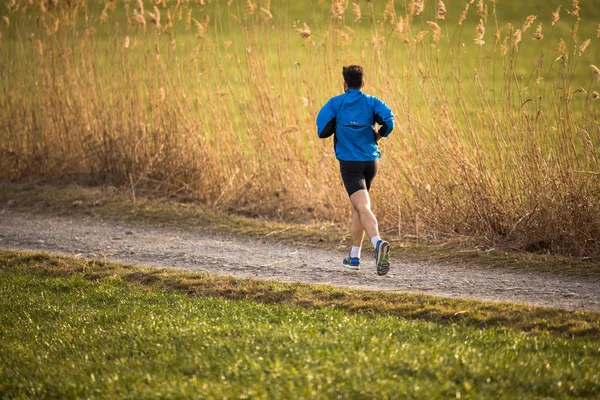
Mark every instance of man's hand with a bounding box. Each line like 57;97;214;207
373;129;383;142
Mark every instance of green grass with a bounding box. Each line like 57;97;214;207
1;250;599;399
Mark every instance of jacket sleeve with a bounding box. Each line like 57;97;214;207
316;99;336;139
373;98;394;138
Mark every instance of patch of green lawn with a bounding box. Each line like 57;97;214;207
1;251;599;399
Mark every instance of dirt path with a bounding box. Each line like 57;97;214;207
1;210;599;312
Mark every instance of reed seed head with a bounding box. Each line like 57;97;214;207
475;20;485;45
136;0;144;15
147;6;161;29
246;0;256;15
512;29;522;48
260;8;273;21
410;0;424;17
591;65;600;81
331;0;345;20
186;9;192;30
295;22;311;39
476;0;487;22
415;30;428;43
459;4;470;26
384;0;396;24
427;21;441;44
579;39;590;55
533;23;543;40
570;0;580;18
193;17;208;38
418;62;426;77
551;6;560;26
352;1;361;22
436;1;446;20
395;16;407;35
522;15;536;31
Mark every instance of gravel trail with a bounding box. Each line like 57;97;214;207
1;211;599;311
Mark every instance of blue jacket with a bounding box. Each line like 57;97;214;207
316;88;394;161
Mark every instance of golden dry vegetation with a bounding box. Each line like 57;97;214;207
1;0;599;256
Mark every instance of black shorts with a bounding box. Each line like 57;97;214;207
339;160;379;196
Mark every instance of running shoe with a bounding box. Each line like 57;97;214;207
342;254;360;270
374;240;390;276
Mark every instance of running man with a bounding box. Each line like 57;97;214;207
316;65;394;275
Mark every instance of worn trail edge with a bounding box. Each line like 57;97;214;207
1;211;599;312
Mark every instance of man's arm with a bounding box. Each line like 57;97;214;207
316;99;336;139
373;98;394;138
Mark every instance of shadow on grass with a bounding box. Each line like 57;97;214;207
2;250;599;340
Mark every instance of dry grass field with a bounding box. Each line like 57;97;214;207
1;0;599;257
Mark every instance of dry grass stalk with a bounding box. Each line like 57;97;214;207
592;91;599;100
351;1;361;22
147;7;161;29
186;9;192;30
551;6;560;26
556;38;566;53
136;0;144;16
193;17;209;39
165;10;173;31
474;19;485;45
3;0;600;257
436;1;446;20
415;30;428;43
522;15;536;31
591;65;600;81
418;62;426;78
571;19;579;43
570;0;580;17
533;23;543;40
295;22;311;39
246;0;256;15
384;0;395;24
331;0;345;20
395;16;407;36
371;35;386;48
260;8;273;21
579;39;590;55
459;3;470;26
427;21;441;44
476;0;487;22
410;0;424;17
512;15;536;48
336;29;351;44
493;27;504;52
500;36;508;54
512;29;522;48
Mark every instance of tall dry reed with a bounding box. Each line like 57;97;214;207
0;0;599;256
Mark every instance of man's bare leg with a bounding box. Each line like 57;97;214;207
350;209;365;248
349;189;390;275
349;189;379;240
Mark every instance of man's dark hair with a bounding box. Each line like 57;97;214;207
342;65;363;89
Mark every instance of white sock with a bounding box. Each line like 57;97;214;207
371;235;382;248
350;246;361;258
